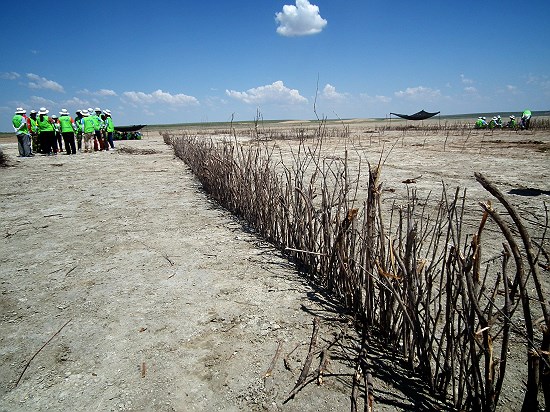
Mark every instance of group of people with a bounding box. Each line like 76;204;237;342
474;109;532;130
12;107;115;157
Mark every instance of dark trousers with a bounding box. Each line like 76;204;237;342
107;132;115;149
40;131;57;154
62;132;77;154
17;133;32;156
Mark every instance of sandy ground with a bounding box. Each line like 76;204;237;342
1;121;549;411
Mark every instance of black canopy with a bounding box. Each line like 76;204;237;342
114;125;146;132
390;110;440;121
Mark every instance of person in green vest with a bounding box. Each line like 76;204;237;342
28;110;40;153
521;109;532;130
80;110;96;153
37;107;56;155
506;115;517;129
104;109;115;150
475;117;487;129
59;109;77;155
92;107;104;150
12;108;33;157
51;115;63;153
74;110;83;151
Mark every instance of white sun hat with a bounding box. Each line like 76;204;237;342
38;107;49;115
94;107;101;112
59;108;70;115
82;110;89;116
15;107;26;114
104;109;111;115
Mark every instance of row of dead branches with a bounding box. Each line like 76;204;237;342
167;128;549;411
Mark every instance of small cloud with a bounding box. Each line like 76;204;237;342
460;74;473;85
30;50;38;55
26;73;64;93
1;72;20;80
275;0;327;37
506;85;517;92
464;86;478;93
226;81;308;104
395;86;441;100
78;88;118;97
360;93;392;104
29;95;56;107
321;84;347;101
122;89;199;106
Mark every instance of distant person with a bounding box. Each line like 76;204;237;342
475;117;487;129
93;107;104;150
488;116;498;129
59;109;77;155
37;108;56;155
51;115;62;153
81;110;96;153
521;109;532;130
104;109;115;150
74;110;83;151
506;115;517;128
12;108;33;157
496;115;503;128
29;110;40;153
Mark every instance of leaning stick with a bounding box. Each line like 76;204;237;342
284;317;319;403
263;341;283;380
15;318;72;387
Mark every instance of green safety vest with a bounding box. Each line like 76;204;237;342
74;117;83;132
83;116;96;133
106;117;114;132
29;118;38;133
12;114;29;134
92;115;102;131
59;115;74;133
37;115;54;132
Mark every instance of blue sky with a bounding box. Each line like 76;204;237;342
1;0;549;130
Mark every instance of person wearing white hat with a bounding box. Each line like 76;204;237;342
74;110;83;151
80;110;96;153
59;109;77;155
93;107;105;150
104;109;115;150
12;108;33;157
51;114;63;153
37;107;57;155
29;110;40;153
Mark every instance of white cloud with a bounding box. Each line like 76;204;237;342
275;0;327;37
226;81;308;105
395;86;441;100
360;93;392;104
78;88;118;97
29;95;56;107
1;72;20;80
321;84;347;101
464;86;478;93
26;73;64;93
460;74;473;85
122;89;199;106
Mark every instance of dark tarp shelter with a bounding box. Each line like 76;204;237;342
389;110;440;121
114;125;146;132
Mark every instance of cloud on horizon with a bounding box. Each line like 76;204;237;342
26;73;64;93
1;71;20;80
321;84;347;101
122;89;199;106
395;86;441;101
275;0;327;37
226;81;308;105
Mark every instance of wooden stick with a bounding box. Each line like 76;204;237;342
15;319;72;387
263;341;283;380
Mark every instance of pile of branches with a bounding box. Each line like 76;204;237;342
170;130;549;411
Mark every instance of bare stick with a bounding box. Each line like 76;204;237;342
15;319;72;387
263;341;283;380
